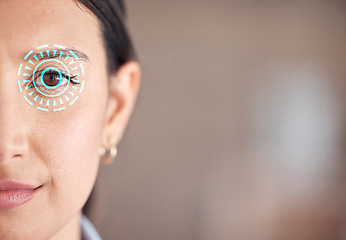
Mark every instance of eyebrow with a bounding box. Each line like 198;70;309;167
22;46;89;62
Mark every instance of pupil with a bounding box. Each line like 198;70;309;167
43;72;61;86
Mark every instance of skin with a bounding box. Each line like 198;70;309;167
0;0;141;239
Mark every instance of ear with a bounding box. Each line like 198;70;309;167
101;61;141;152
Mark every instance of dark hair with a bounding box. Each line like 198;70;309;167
77;0;136;74
77;0;136;218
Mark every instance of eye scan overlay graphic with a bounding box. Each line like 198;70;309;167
17;44;86;112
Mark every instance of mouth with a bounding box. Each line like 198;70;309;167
0;181;42;210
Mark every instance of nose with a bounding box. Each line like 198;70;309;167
0;65;29;163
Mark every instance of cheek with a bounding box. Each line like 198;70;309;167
46;112;102;181
29;90;107;214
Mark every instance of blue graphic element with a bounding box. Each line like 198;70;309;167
37;107;49;112
53;44;66;49
54;107;65;112
17;44;86;112
69;96;79;106
24;50;33;60
18;80;22;92
18;63;23;76
69;50;79;60
80;64;85;75
24;96;33;105
40;67;63;89
80;81;85;92
32;59;70;97
37;44;49;49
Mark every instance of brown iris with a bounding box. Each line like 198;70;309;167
42;71;63;87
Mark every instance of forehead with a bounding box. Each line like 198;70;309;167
0;0;101;62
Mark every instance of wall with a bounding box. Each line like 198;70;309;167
90;1;346;239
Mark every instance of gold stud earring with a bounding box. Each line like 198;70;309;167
99;146;118;165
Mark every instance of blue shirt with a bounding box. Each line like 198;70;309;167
80;215;102;240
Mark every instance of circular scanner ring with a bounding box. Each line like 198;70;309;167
33;59;70;98
17;44;86;112
40;67;63;89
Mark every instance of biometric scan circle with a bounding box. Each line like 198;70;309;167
17;44;86;112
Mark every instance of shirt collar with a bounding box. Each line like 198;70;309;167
80;214;103;240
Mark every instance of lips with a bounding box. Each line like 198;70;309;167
0;181;41;210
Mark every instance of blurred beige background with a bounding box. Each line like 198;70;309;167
88;1;346;239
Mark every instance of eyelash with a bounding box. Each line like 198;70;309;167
31;70;80;86
17;45;87;112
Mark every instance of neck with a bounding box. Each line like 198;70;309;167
49;212;82;240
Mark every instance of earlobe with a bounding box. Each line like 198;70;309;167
100;61;141;160
99;144;118;165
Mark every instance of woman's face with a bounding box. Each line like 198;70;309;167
0;0;133;239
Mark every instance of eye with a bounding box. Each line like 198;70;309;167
33;69;79;88
41;70;65;87
29;62;80;99
17;44;86;112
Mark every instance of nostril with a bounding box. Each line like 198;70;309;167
0;137;29;163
